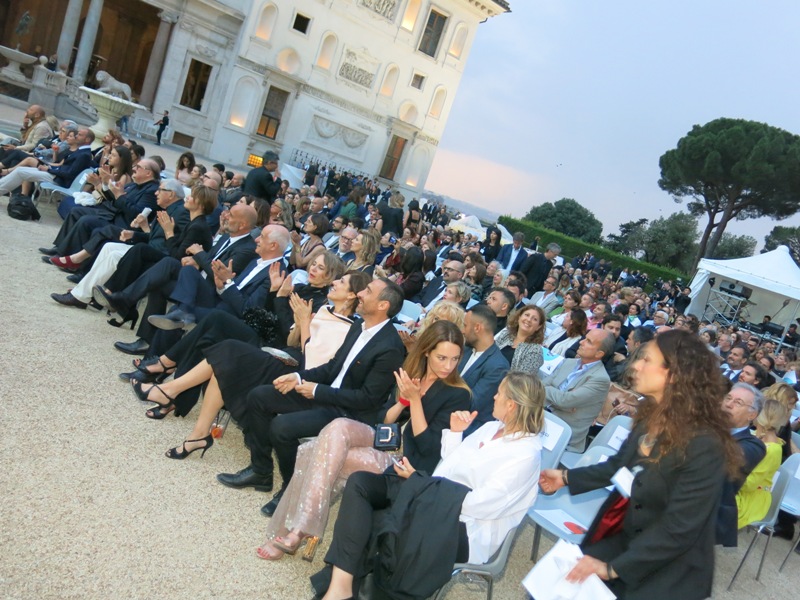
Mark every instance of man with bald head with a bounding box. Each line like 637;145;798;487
0;104;53;161
543;328;615;451
109;203;260;355
42;157;160;258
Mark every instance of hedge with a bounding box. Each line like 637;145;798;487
498;216;687;291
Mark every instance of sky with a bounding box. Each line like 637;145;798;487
426;0;800;250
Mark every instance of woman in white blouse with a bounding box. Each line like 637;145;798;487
319;371;544;600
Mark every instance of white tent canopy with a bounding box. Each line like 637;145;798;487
686;245;800;327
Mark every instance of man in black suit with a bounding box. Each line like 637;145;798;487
44;158;160;257
520;242;561;296
243;150;282;204
717;382;766;547
147;224;289;330
412;259;464;308
0;126;93;196
495;232;528;272
217;278;406;515
459;305;509;435
108;203;259;355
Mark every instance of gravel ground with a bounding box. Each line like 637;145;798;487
1;186;799;600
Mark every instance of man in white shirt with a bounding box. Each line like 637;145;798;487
217;278;406;516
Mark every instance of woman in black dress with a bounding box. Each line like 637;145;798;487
150;270;371;459
130;252;346;418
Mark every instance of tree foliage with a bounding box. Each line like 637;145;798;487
658;118;800;269
604;218;648;256
707;233;756;260
640;212;699;274
763;225;800;266
524;198;603;244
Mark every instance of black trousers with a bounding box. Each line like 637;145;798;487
117;256;181;315
161;310;260;416
54;204;120;254
324;472;469;578
242;384;344;482
105;243;168;292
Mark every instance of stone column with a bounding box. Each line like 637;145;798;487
55;0;84;73
72;0;104;84
139;11;178;108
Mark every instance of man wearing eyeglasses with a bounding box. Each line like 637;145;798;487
413;259;464;307
324;214;349;249
335;226;357;263
717;383;766;547
41;158;160;259
243;150;282;204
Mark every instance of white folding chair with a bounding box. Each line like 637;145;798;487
779;453;800;571
527;446;614;560
560;415;633;469
433;526;519;600
37;167;94;204
397;299;422;323
539;412;572;471
466;298;479;309
728;454;800;589
791;431;800;452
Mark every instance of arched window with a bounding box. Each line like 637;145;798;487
316;33;337;70
448;24;468;59
401;0;421;31
405;145;430;188
428;87;446;119
229;77;258;128
380;65;399;97
399;101;418;125
256;4;278;40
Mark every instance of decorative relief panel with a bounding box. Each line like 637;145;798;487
360;0;398;21
337;47;379;89
307;115;369;160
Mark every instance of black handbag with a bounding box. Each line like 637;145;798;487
373;423;401;451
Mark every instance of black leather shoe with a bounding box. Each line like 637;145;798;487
39;246;58;256
94;285;128;314
217;466;273;492
773;525;795;541
148;309;196;331
66;273;84;284
114;338;150;355
261;487;286;517
51;292;88;309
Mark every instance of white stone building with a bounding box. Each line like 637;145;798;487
2;0;509;196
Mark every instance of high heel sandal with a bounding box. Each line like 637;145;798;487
130;356;175;384
108;308;139;330
272;532;320;561
256;541;285;561
130;380;176;419
165;434;213;460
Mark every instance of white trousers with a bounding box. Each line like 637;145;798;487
0;167;54;195
72;242;132;303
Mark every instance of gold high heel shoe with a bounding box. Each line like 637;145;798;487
272;531;320;561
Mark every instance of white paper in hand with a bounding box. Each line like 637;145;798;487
522;539;616;600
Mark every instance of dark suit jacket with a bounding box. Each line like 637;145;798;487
217;257;285;317
299;320;405;424
496;244;527;272
193;234;257;280
569;424;726;600
716;428;766;547
130;203;191;254
163;216;212;260
100;179;160;224
48;146;93;187
413;275;446;306
460;344;509;436
520;251;554;295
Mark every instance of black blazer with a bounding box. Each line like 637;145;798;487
459;344;509;436
568;424;726;600
299;320;405;424
165;215;212;260
217;258;285;318
413;275;446;306
193;234;257;280
383;380;471;474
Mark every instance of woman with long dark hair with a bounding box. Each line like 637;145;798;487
540;330;743;600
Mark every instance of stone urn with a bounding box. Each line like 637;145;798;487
0;45;39;81
79;86;145;147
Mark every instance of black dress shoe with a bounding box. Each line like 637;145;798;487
94;285;128;314
773;525;795;541
66;273;84;284
217;466;273;492
261;487;286;517
114;339;150;355
51;292;87;309
39;246;58;256
148;309;196;331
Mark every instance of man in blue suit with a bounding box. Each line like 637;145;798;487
495;231;528;272
148;224;290;330
459;305;509;436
